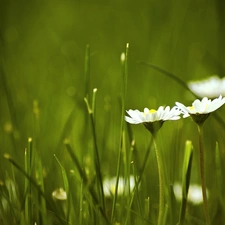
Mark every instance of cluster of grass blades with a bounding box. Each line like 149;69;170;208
1;44;225;225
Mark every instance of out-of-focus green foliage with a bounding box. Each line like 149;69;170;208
1;0;225;224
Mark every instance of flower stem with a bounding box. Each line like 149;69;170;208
197;124;211;225
152;134;165;225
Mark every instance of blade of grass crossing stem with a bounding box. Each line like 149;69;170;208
138;61;193;95
24;138;32;224
84;89;105;212
178;140;193;225
138;61;225;130
64;141;87;183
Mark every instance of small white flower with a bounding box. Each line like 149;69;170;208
188;76;225;98
125;106;181;124
52;188;67;200
103;176;136;197
173;182;209;205
125;106;181;133
176;95;225;118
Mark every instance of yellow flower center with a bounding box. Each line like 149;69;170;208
149;109;156;113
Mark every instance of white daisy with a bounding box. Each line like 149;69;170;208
103;176;136;197
188;76;225;98
125;106;181;133
176;95;225;118
125;106;181;124
173;182;209;205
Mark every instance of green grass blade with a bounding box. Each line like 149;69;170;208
53;154;70;224
138;61;194;96
0;59;18;131
36;154;48;225
84;44;90;99
144;197;150;224
24;137;32;224
65;142;110;225
64;141;88;183
178;140;193;225
124;139;153;225
4;154;66;225
111;44;129;223
110;134;122;223
84;90;105;212
53;154;69;196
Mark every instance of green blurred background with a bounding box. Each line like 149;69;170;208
1;0;225;223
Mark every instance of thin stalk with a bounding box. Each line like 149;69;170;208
178;140;193;225
54;154;69;195
152;134;164;225
54;154;70;223
84;89;105;212
144;197;150;225
79;179;84;225
110;135;122;223
111;45;129;223
25;138;32;224
197;124;211;225
84;44;90;99
124;139;152;225
36;154;48;225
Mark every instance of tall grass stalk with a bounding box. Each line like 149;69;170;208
54;154;70;222
36;153;48;225
144;197;150;224
84;88;105;213
24;138;32;224
84;44;90;99
178;140;193;225
111;43;129;223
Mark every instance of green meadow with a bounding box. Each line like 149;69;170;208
1;1;225;224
